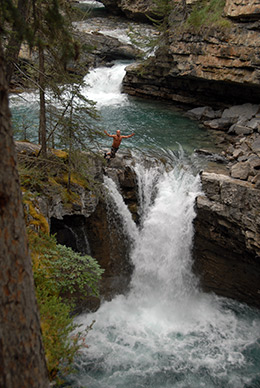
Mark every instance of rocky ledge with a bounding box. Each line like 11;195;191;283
190;103;260;308
122;1;260;108
17;143;138;311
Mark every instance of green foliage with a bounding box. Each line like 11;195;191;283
0;0;29;40
37;291;81;382
149;0;173;32
31;232;104;301
18;148;101;200
3;0;101;159
29;230;104;381
185;0;231;29
18;156;104;383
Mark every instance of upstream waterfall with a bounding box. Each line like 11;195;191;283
65;161;260;388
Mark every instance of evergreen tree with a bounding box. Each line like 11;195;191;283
2;0;97;158
1;0;32;85
0;33;50;388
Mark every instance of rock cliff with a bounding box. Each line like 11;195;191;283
193;171;260;307
224;0;260;21
122;1;260;108
17;142;138;311
190;103;260;308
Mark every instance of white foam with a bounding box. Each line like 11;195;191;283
70;162;260;388
81;63;129;108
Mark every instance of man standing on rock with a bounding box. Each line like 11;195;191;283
104;129;135;159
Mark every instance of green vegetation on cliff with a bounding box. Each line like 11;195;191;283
151;0;230;32
29;231;103;382
186;0;231;29
19;150;104;384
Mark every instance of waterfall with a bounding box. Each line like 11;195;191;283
130;165;200;303
104;175;138;243
66;161;260;388
82;63;130;108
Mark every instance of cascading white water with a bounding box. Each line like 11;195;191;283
9;63;129;109
82;63;130;107
130;166;200;303
66;161;260;388
103;175;138;243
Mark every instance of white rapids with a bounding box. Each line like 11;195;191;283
67;161;260;388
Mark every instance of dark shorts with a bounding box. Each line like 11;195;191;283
110;146;119;158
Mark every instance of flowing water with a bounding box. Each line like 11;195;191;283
10;62;216;156
64;160;260;388
9;12;260;386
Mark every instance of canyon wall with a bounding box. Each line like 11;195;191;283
193;171;260;307
18;139;260;309
122;1;260;108
190;104;260;308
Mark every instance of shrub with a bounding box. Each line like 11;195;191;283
29;230;104;382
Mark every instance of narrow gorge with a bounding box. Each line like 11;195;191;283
10;0;260;386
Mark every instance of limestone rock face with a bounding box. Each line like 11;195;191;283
193;171;260;307
224;0;260;20
123;24;260;108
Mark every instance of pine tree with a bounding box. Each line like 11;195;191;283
0;33;50;388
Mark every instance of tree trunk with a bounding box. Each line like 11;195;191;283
39;44;47;157
0;38;50;388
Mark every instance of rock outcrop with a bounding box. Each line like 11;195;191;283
193;171;260;308
98;0;155;21
73;31;141;70
123;22;260;108
14;30;140;90
190;104;260;308
17;143;138;311
123;1;260;108
224;0;260;21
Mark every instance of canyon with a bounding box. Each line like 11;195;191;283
15;0;260;309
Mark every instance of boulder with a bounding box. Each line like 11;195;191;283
247;118;260;130
222;103;260;121
228;124;254;135
186;106;216;120
251;137;260;153
203;118;233;131
230;161;250;179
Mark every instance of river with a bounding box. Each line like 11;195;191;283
64;159;260;388
10;2;260;387
61;60;259;388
